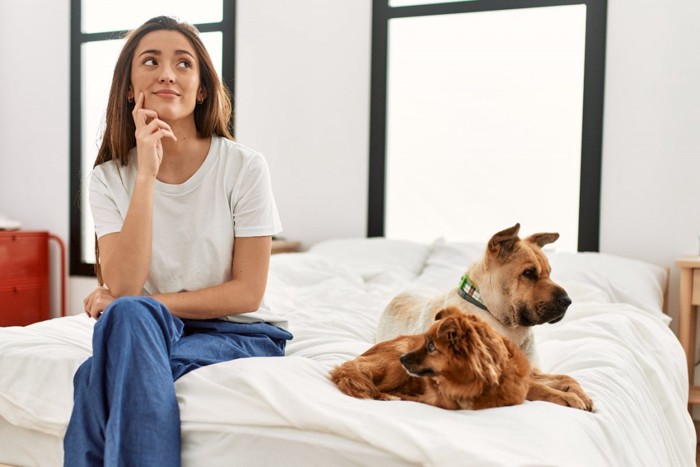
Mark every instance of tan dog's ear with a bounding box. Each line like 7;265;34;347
435;306;461;321
526;232;559;248
488;223;520;259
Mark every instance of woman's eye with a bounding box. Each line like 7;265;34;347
177;60;192;68
143;58;157;66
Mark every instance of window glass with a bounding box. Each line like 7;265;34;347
80;39;124;263
82;0;223;33
385;5;586;250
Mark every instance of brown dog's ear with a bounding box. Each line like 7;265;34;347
470;320;507;386
438;316;503;385
436;317;460;347
525;232;559;248
435;306;461;321
488;223;520;259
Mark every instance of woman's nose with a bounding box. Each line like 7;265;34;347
159;66;175;83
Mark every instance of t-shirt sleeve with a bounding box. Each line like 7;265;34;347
231;154;283;237
89;167;124;239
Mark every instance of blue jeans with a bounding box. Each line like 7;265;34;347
63;296;292;467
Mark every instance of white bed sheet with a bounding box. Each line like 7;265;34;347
0;238;695;466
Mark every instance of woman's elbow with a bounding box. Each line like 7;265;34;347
239;287;265;313
102;275;145;298
243;295;264;313
108;285;143;298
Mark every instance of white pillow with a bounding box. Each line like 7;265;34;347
309;237;432;280
416;239;667;317
269;253;362;288
547;252;668;317
411;238;485;290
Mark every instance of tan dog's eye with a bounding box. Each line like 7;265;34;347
522;268;538;281
426;339;436;353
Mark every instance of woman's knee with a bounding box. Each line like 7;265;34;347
97;297;181;340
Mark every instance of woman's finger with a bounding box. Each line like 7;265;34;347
84;290;97;317
133;108;159;128
131;91;144;122
141;119;177;141
155;127;178;142
131;92;160;127
84;295;92;317
133;91;144;112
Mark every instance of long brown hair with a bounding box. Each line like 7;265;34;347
94;16;234;284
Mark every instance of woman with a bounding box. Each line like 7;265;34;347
64;16;292;466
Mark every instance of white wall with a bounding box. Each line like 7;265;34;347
600;0;700;333
235;0;372;246
1;0;699;339
0;0;84;317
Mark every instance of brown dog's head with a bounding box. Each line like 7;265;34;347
474;223;571;327
399;307;509;388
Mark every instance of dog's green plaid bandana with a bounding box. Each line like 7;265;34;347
458;273;489;312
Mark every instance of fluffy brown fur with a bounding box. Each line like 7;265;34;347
330;307;531;410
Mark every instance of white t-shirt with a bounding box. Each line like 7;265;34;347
89;136;287;328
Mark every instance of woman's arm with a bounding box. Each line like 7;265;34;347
84;237;272;321
97;176;154;296
151;236;272;319
99;92;175;296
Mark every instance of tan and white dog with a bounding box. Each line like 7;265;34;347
376;223;593;411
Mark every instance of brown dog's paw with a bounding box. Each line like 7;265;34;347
562;384;595;412
529;388;593;411
562;392;595;412
376;393;401;401
527;373;595;411
554;377;594;412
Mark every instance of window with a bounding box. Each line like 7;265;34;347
69;0;235;276
368;0;606;251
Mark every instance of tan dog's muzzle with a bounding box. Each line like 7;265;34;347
518;288;571;326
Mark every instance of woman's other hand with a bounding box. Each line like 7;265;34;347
84;286;116;320
132;91;177;178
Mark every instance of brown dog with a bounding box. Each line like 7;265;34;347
331;307;531;410
376;223;593;411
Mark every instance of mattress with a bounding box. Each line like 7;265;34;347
0;237;695;466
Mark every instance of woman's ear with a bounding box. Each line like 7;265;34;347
127;86;134;103
197;86;208;103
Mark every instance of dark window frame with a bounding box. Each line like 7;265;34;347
69;0;236;276
368;0;607;251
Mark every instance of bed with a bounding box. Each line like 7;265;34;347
0;237;696;466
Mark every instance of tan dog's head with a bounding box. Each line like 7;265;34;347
475;223;571;327
399;307;509;388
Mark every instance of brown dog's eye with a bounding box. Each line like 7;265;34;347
426;340;436;353
522;268;538;281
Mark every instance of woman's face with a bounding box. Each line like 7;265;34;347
129;30;205;124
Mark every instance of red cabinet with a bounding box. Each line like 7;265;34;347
0;231;66;326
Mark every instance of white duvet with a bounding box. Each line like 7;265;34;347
0;238;695;466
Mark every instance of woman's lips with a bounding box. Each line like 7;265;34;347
153;90;180;98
